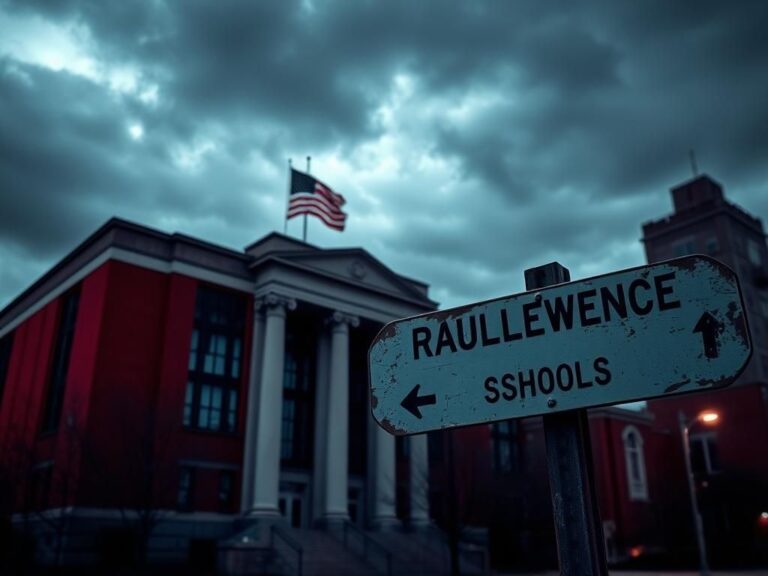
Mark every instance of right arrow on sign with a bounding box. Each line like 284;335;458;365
401;384;436;419
694;311;723;359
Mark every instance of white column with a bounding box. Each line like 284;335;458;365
249;293;296;516
370;421;398;529
321;311;359;524
312;332;330;522
241;303;265;512
409;433;431;527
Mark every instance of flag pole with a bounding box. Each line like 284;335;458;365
284;158;292;234
303;156;311;242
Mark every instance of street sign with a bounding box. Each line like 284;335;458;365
369;255;752;436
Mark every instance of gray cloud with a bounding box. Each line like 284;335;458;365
0;0;766;310
0;59;274;257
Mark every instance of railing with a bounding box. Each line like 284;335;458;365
342;521;393;576
270;524;303;576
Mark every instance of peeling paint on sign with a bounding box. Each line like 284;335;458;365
368;255;752;436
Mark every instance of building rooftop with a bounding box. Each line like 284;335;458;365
0;217;437;335
641;174;765;241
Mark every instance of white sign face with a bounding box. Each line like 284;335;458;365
369;256;752;436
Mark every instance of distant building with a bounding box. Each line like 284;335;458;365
642;174;768;566
475;406;673;570
642;173;768;384
470;174;768;570
0;218;469;572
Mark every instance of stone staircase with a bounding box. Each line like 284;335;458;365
366;529;451;576
218;523;281;575
220;522;487;576
352;527;488;576
334;523;487;576
287;528;380;576
221;524;379;576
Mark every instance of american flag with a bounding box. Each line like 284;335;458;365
287;168;347;231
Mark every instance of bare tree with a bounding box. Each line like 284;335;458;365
0;411;82;568
83;390;181;567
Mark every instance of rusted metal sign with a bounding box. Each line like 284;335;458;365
369;256;752;436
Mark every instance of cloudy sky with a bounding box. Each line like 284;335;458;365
1;0;766;310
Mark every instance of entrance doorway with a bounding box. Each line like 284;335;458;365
279;482;307;528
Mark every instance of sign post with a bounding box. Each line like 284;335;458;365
369;255;751;435
368;254;751;574
527;262;608;576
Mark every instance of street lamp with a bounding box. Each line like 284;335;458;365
679;410;720;576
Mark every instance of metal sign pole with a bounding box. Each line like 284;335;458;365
525;262;609;576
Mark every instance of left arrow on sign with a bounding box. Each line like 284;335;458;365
401;384;436;419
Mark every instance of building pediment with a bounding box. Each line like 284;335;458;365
289;250;429;297
244;236;437;322
252;248;434;307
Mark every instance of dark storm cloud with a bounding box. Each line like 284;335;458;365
0;1;627;150
3;0;384;145
0;60;126;254
0;59;274;257
370;178;657;284
432;0;768;202
0;0;766;309
6;0;766;180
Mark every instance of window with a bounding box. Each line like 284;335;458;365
748;240;762;267
622;426;648;501
690;432;720;475
673;239;696;257
218;471;235;513
177;466;196;511
280;333;314;467
184;287;245;433
0;332;14;407
491;421;519;474
41;289;80;433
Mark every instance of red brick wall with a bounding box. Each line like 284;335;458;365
0;297;59;509
0;259;254;514
648;385;768;478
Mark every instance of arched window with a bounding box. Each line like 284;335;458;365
622;426;648;501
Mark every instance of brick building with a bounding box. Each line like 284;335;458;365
0;218;463;571
468;174;768;570
642;174;768;566
1;173;765;572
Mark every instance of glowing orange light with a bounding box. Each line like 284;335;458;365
629;546;644;558
699;411;719;424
